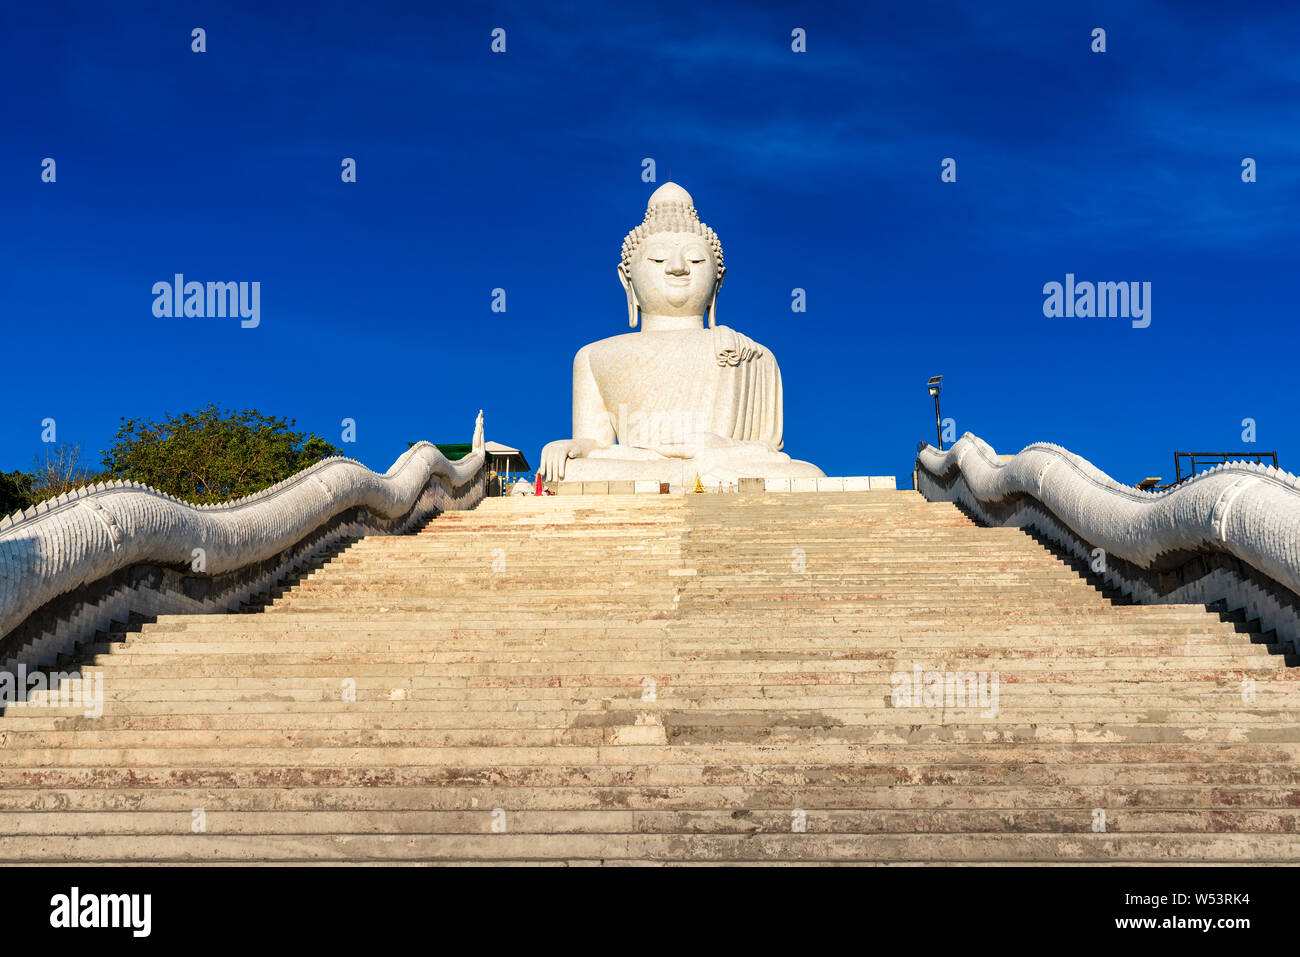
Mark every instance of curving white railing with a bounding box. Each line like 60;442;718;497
916;433;1300;648
0;442;485;671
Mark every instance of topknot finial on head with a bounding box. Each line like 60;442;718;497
647;181;695;212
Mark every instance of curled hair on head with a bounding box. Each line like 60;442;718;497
620;203;725;282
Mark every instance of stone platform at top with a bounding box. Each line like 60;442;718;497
538;182;824;488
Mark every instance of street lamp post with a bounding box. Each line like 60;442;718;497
927;375;943;451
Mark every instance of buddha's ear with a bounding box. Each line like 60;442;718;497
707;267;725;328
618;262;639;328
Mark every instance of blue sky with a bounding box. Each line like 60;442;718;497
2;0;1296;486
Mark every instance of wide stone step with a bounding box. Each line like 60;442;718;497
8;743;1300;769
84;643;1278;663
61;660;1285;685
1;783;1296;811
281;583;1111;596
0;832;1294;863
125;620;1250;637
6;706;1297;732
23;685;1298;710
5;761;1300;790
263;602;1222;618
8;723;1300;748
3;806;1298;836
40;660;1289;691
15;690;1300;719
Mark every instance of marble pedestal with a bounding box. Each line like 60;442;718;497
561;443;824;489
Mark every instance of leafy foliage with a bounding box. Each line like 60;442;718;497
101;405;341;504
0;470;34;516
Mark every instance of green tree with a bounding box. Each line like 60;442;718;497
0;470;34;517
101;405;342;504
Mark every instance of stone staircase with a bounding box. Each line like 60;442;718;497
2;490;1297;864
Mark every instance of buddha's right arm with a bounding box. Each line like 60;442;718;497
571;348;615;449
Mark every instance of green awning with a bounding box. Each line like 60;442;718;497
432;443;473;461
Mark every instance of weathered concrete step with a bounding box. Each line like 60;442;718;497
254;604;1219;620
10;723;1300;749
333;556;1059;568
8;743;1300;769
291;585;1106;599
293;573;1094;585
280;585;1114;599
0;832;1293;862
87;643;1278;663
86;630;1269;651
106;632;1248;652
68;658;1285;683
341;537;1043;548
341;543;1044;554
23;685;1300;711
4;761;1299;789
2;784;1295;812
2;807;1297;836
257;598;1223;615
125;621;1250;638
7;706;1296;732
58;659;1293;686
30;681;1287;708
16;690;1299;719
96;617;1258;641
27;675;1295;695
680;547;1058;556
157;604;1225;622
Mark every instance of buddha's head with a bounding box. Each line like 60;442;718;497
619;182;726;328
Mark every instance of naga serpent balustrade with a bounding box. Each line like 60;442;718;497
0;442;486;673
916;433;1300;650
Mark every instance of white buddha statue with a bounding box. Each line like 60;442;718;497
539;182;824;488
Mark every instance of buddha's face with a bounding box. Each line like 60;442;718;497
628;231;718;317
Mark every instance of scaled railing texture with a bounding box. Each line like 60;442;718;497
0;443;485;672
916;433;1300;650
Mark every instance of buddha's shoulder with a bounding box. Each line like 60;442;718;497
714;325;773;354
577;332;673;361
579;332;637;352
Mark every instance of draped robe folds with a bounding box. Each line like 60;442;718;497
705;324;784;450
580;325;783;453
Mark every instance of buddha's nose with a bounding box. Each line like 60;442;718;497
666;249;688;275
